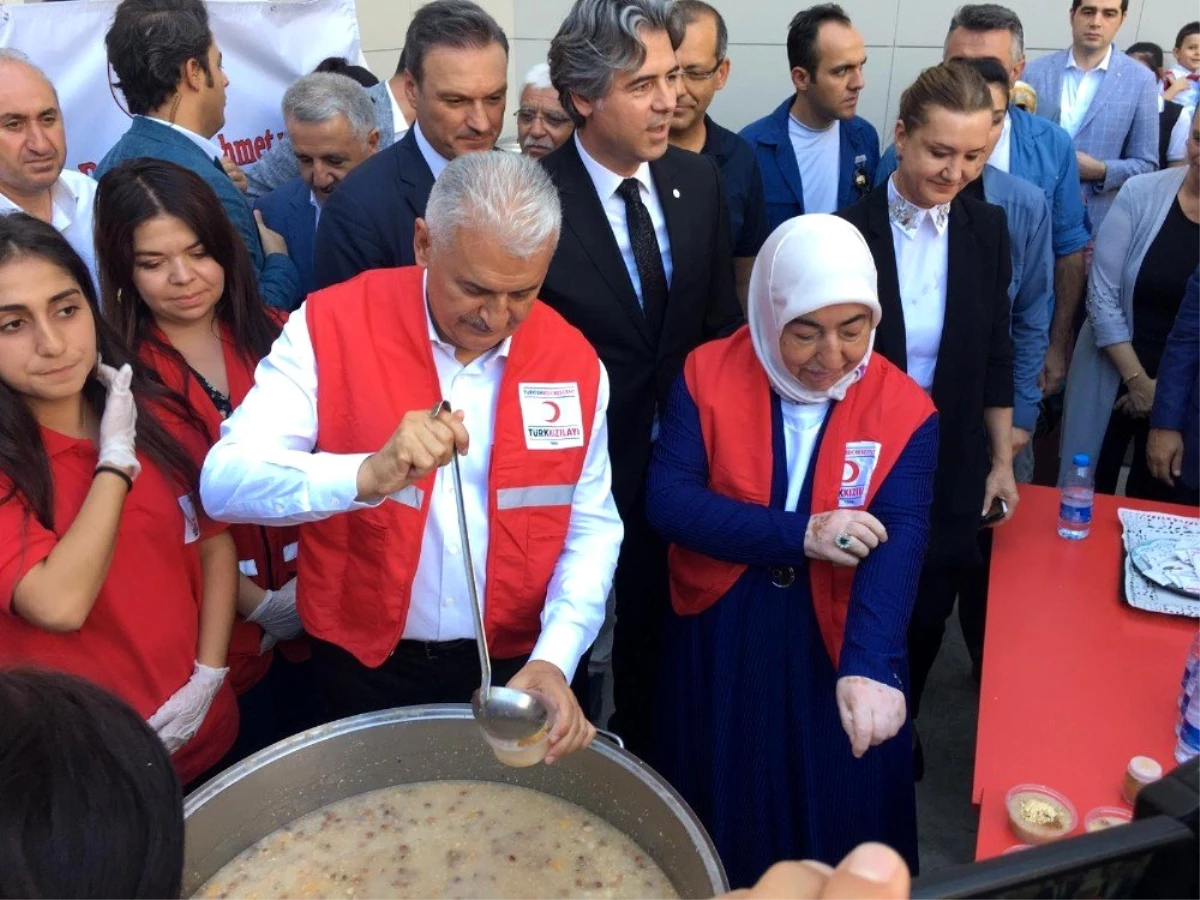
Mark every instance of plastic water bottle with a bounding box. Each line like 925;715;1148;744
1177;634;1200;737
1058;454;1094;540
1176;654;1200;764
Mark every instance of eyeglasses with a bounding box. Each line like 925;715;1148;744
515;107;573;129
680;61;724;84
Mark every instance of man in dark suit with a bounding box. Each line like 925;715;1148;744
541;0;741;756
312;0;508;290
1148;270;1200;507
97;0;301;310
255;73;380;305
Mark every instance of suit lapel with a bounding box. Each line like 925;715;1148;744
1074;54;1121;138
865;190;907;371
397;131;435;221
650;151;685;309
929;198;974;408
557;140;652;346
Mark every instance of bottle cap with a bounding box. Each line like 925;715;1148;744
1073;453;1090;467
1127;755;1162;784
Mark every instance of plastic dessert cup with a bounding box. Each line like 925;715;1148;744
1006;784;1077;845
1084;806;1132;832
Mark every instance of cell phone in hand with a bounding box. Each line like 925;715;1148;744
980;497;1008;528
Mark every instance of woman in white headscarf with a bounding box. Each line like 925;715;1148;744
646;215;938;887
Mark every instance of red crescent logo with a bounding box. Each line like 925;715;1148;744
842;461;860;483
542;401;561;423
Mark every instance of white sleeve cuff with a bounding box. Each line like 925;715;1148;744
530;619;589;685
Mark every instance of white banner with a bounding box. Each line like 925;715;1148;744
0;0;362;175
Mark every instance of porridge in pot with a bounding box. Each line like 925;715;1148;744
196;780;679;899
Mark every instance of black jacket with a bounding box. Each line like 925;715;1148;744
312;129;434;290
838;189;1013;567
538;137;742;515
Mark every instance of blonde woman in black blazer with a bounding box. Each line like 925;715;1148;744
838;62;1016;753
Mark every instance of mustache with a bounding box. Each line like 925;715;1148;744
520;135;556;151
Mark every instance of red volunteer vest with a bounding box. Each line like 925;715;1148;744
300;267;602;667
141;320;302;693
671;326;935;667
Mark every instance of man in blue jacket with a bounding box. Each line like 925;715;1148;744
942;4;1091;396
95;0;301;311
254;73;380;305
739;3;877;229
1148;270;1200;506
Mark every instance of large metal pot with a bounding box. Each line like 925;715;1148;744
183;705;728;898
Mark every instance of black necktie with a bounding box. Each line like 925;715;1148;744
616;178;667;338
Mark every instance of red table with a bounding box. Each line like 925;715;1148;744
974;485;1197;859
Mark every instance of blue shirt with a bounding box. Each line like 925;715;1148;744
700;115;770;257
1150;269;1200;490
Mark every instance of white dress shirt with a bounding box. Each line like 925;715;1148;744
575;132;674;306
414;121;451;181
200;276;622;681
788;114;840;214
782;400;831;511
309;190;322;230
387;82;410;143
1060;45;1113;138
990;112;1013;173
887;177;949;394
0;168;98;289
1168;104;1194;164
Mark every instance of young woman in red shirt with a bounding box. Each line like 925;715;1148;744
0;213;238;785
95;159;313;756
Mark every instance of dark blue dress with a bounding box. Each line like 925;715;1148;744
646;376;939;888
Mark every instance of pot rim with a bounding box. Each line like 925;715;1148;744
184;704;729;895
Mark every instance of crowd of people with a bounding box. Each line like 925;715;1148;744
0;0;1197;893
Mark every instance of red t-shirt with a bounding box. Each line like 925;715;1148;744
0;428;238;784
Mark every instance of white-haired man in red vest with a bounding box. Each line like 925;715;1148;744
201;151;620;762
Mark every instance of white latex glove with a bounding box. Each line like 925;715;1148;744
246;577;303;642
804;510;888;567
147;662;227;754
94;360;141;479
835;676;907;759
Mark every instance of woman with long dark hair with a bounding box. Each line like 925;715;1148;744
0;213;238;785
95;158;309;755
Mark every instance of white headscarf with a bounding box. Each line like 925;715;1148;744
747;214;882;405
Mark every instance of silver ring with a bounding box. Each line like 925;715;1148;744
834;532;853;551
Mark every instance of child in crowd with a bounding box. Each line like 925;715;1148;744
1165;22;1200;109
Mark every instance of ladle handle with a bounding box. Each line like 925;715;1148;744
433;401;491;692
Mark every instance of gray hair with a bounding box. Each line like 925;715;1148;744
523;62;554;91
405;0;509;86
549;0;684;127
947;4;1025;63
282;72;377;141
425;152;562;258
0;49;57;98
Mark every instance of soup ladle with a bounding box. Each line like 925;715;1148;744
430;401;551;747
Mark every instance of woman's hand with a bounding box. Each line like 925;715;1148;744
835;676;907;758
981;463;1018;527
724;842;911;900
804;510;888;567
507;660;595;764
147;662;227;753
1147;428;1185;487
1115;376;1157;418
254;210;289;257
221;154;249;193
95;360;140;480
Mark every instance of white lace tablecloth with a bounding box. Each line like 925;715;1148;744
1118;508;1200;618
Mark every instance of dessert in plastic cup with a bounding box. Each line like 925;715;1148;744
1006;784;1077;845
482;693;556;767
1122;756;1162;804
1085;806;1132;832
